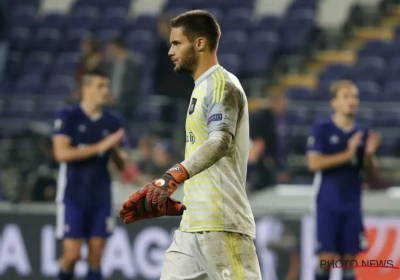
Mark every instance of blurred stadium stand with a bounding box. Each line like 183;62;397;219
3;1;400;280
1;0;400;198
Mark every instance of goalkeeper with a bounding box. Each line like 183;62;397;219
120;10;261;280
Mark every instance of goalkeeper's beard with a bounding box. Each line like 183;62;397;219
174;45;198;75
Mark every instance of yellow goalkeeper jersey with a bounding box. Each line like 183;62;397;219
179;65;256;239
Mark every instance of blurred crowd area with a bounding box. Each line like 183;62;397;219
1;0;400;203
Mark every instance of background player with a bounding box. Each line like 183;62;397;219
52;69;129;280
120;10;262;280
307;80;380;280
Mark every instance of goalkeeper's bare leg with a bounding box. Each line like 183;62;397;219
161;230;261;280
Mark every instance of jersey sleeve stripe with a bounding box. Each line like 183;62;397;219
216;70;223;102
212;71;218;103
211;70;226;103
217;69;226;102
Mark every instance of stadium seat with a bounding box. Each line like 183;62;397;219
286;86;314;101
218;54;241;76
227;0;254;9
287;106;313;125
200;8;223;21
0;78;15;95
103;0;131;9
374;111;397;127
133;15;158;31
52;52;80;77
137;76;155;97
95;7;127;31
315;80;332;101
287;0;318;13
386;40;400;59
5;51;24;79
3;99;36;119
357;39;391;60
9;27;31;52
67;7;99;30
14;74;43;95
39;99;68;121
165;0;190;10
96;29;120;46
356;108;375;124
353;81;380;101
125;30;155;54
319;64;352;82
218;31;247;55
243;32;279;77
10;0;41;9
73;0;103;9
382;82;400;101
42;75;75;96
394;25;400;41
10;5;37;28
221;8;253;32
290;134;308;154
383;57;400;83
191;0;224;9
351;57;385;84
20;51;53;77
313;107;331;120
280;10;315;53
377;137;397;156
32;28;61;52
59;29;91;52
253;16;282;32
39;13;66;30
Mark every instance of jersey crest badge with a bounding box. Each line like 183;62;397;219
188;98;197;115
307;136;314;148
54;119;63;131
329;135;339;144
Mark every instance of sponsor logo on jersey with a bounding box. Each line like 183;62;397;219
188;98;197;115
186;132;195;144
208;113;223;124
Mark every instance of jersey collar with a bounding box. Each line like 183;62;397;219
331;116;355;133
194;64;221;88
79;104;103;122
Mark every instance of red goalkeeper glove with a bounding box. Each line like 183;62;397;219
153;163;189;194
119;183;186;224
119;163;189;223
147;163;189;209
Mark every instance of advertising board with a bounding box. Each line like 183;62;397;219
0;214;291;280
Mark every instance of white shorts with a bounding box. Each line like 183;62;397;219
161;230;262;280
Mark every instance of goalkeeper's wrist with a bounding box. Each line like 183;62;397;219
165;163;189;183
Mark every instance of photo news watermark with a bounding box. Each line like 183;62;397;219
320;260;399;269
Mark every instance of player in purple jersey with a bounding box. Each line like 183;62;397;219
52;69;129;280
307;80;380;280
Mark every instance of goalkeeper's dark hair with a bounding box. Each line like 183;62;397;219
82;69;108;85
170;10;221;51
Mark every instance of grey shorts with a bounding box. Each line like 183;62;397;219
161;230;262;280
